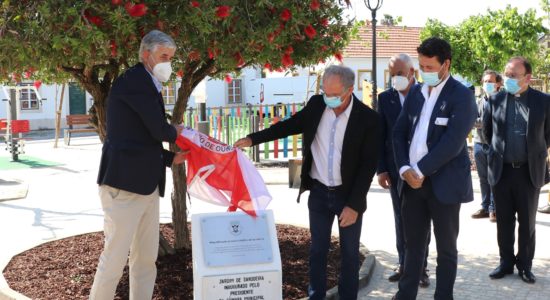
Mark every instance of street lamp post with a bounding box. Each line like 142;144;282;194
364;0;383;110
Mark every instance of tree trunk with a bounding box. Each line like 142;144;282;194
88;88;108;142
170;82;193;250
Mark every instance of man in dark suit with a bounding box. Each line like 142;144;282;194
392;37;477;300
483;57;550;284
90;30;186;299
234;65;380;300
377;53;430;287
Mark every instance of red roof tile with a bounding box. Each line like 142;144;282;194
344;25;422;58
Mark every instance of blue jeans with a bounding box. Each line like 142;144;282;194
474;143;494;212
307;183;363;300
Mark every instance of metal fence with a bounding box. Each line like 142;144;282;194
183;102;305;162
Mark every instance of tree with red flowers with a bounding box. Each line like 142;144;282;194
0;0;352;249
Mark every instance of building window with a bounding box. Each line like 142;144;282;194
19;83;39;110
227;79;242;104
357;69;372;90
163;81;177;105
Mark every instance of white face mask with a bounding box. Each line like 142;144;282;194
392;75;410;91
148;55;172;82
152;61;172;82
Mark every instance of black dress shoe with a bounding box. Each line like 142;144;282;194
489;265;514;279
538;205;550;214
519;269;536;283
419;269;430;288
388;266;403;282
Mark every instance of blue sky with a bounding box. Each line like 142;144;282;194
346;0;546;27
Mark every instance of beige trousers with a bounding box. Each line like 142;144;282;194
89;185;160;300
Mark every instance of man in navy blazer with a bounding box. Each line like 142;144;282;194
483;57;550;284
392;38;477;300
377;53;430;287
91;30;186;299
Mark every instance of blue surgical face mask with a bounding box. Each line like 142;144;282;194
483;82;497;96
420;63;445;87
323;94;343;108
504;77;521;95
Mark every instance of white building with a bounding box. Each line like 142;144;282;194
1;25;423;130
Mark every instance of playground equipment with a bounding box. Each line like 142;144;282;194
1;85;44;161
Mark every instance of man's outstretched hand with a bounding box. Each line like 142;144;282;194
234;137;252;148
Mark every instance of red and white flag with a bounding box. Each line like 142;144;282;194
175;128;271;216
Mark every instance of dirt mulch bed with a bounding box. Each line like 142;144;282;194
3;223;363;299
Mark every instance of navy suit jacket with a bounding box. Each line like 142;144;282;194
392;76;477;204
377;88;404;179
97;63;176;197
247;95;380;214
482;87;550;188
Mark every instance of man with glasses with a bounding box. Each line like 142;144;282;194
483;57;550;284
234;65;380;300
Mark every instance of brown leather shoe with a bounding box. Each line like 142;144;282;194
419;269;430;288
489;212;497;223
388;266;403;282
471;208;489;218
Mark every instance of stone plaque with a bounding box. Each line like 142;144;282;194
202;271;279;300
201;213;272;267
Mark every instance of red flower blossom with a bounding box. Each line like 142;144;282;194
33;80;42;89
280;9;291;22
267;32;276;43
285;46;294;55
191;1;200;8
110;40;117;57
282;53;294;67
84;11;103;26
234;52;245;67
320;18;329;27
319;58;326;64
111;0;122;5
320;45;329;52
125;3;148;18
334;52;343;62
310;0;320;10
224;74;233;83
216;6;231;19
264;62;272;70
333;34;342;41
177;70;184;78
23;71;31;79
304;25;317;39
208;48;216;59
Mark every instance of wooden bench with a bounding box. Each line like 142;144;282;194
64;114;96;145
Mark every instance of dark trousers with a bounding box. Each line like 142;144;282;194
396;179;460;300
493;164;539;271
474;143;494;212
307;183;363;300
389;174;430;267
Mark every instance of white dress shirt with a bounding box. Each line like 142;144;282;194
399;75;450;178
145;67;163;93
309;98;353;187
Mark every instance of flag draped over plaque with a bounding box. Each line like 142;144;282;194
175;128;272;216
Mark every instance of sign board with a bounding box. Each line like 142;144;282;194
201;213;273;267
192;210;282;300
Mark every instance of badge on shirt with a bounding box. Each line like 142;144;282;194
435;117;449;126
